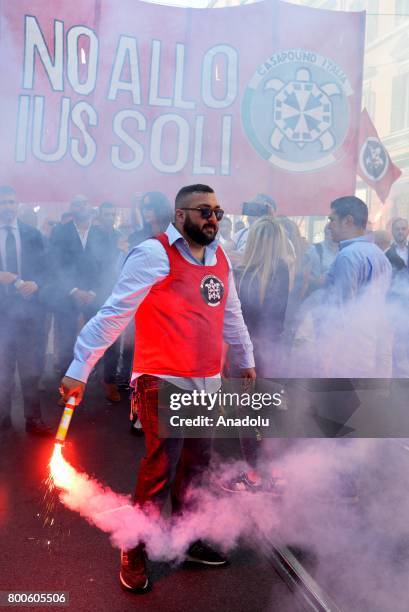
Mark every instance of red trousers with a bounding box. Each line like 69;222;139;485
134;375;212;513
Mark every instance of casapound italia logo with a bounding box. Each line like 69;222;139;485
242;49;354;172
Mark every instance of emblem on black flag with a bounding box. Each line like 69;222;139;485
359;136;388;182
200;275;224;307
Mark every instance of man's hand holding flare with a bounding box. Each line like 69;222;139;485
60;376;86;405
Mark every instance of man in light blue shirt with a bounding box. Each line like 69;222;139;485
60;184;256;593
327;196;391;303
293;197;392;377
304;197;392;501
319;196;392;378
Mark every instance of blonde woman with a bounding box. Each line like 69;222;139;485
223;217;290;493
235;216;291;376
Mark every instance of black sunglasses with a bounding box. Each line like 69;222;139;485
179;207;224;221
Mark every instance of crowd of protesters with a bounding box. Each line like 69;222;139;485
1;183;408;441
0;187;174;435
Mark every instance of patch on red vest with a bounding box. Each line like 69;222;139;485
200;274;225;307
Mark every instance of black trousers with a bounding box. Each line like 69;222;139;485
0;310;45;421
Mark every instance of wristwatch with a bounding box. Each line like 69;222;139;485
13;278;24;290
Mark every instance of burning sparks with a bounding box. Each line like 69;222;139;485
49;444;76;491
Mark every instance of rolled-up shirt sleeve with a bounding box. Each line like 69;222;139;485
65;240;169;383
223;268;255;369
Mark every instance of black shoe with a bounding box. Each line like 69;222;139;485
186;540;228;566
25;419;53;437
120;545;149;592
0;415;12;431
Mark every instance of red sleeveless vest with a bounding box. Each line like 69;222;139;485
133;233;229;377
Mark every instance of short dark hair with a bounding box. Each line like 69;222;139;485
391;217;408;230
331;196;368;229
0;185;16;198
175;184;214;209
99;201;115;212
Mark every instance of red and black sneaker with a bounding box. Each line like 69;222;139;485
119;545;149;593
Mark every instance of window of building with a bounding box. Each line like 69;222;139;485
395;0;409;27
391;72;409;132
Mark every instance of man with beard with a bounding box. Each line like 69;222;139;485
59;184;256;593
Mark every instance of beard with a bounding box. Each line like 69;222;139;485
183;215;217;246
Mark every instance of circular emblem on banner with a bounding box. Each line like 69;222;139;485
359;136;389;182
200;275;224;307
242;49;354;172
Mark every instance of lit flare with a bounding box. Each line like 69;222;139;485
49;444;76;490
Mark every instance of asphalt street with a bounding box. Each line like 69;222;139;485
0;373;302;612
